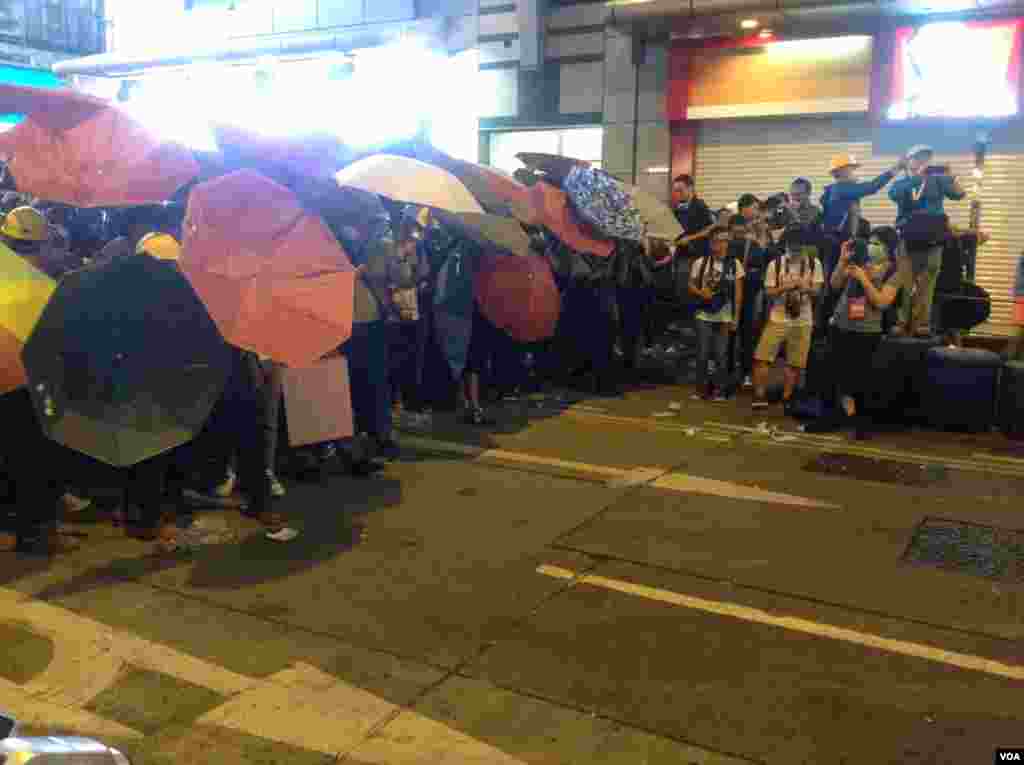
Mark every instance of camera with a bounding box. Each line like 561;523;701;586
761;193;794;230
849;238;870;267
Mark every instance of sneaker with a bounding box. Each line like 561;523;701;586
742;376;753;389
266;470;286;498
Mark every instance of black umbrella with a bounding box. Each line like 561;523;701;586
21;254;232;467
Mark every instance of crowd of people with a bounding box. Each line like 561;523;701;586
0;142;1019;559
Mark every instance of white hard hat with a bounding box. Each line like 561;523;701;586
906;144;934;160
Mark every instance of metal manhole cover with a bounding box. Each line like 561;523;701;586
804;452;947;486
903;517;1024;582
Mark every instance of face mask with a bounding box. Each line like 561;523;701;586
867;241;888;269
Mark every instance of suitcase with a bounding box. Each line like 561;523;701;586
921;346;1001;432
866;335;942;421
998;360;1024;439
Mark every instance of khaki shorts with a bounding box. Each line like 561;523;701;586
755;322;813;369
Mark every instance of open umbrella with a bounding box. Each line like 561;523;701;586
528;181;614;258
564;165;645;243
213;124;353;181
21;254;232;467
335;154;484;215
628;185;684;242
0;84;199;207
0;243;55;394
475;253;560;343
516;152;590;184
181;169;357;368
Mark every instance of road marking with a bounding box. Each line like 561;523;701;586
537;565;1024;682
0;587;533;759
401;436;838;509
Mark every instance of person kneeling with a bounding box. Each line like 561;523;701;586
752;242;824;409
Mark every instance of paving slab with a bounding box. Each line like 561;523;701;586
469;560;1024;765
348;674;754;765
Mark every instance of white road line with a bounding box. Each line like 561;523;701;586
537;565;1024;682
402;436;839;509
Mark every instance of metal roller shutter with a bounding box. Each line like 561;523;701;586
695;115;1021;336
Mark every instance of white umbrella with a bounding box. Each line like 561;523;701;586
335;154;484;215
627;185;684;243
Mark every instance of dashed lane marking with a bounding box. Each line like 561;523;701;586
537;565;1024;682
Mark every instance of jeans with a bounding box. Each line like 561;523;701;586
262;360;283;471
695;319;731;393
731;276;762;383
617;285;651;367
898;245;943;333
344;320;391;438
0;388;65;541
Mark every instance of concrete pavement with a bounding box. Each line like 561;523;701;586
0;380;1022;763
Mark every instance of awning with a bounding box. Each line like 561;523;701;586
0;65;65;125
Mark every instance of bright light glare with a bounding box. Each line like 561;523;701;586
429;49;481;162
740;19;759;29
887;22;1019;120
119;77;219;151
766;35;871;59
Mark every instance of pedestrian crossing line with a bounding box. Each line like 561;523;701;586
536;565;1024;683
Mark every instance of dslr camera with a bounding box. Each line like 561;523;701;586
761;193;794;230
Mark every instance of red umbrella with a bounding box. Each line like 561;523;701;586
474;253;561;343
181;169;356;368
528;180;614;258
213;124;352;180
466;163;534;222
0;84;198;207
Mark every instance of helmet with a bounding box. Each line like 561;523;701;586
135;232;181;262
829;154;859;174
1;206;48;242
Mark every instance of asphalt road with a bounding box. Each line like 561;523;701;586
1;380;1023;764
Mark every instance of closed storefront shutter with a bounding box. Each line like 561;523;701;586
695;115;1020;335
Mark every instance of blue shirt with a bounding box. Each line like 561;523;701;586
820;170;896;232
889;174;967;225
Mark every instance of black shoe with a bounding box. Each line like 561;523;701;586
351;459;385;477
376;437;401;462
463;407;495;426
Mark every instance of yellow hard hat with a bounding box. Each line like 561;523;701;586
829;154;859;174
135;232;181;262
1;206;48;242
416;207;431;228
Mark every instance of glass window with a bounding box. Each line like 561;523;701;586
559;127;603;164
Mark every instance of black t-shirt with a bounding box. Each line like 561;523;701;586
674;197;714;235
674;197;714;259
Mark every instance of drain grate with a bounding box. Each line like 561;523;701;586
804;452;948;486
903;517;1024;582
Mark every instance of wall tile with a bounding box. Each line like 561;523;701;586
559;60;604;114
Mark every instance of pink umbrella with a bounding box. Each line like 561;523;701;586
0;83;198;207
181;170;356;368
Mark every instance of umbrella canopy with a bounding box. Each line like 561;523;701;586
527;181;614;258
181;169;357;368
628;185;684;242
474;253;560;343
213;124;353;181
0;84;199;207
21;254;232;467
564;165;645;243
335;154;484;215
515;153;590;184
0;243;55;394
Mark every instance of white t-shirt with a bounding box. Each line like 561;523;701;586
691;255;746;323
764;252;824;326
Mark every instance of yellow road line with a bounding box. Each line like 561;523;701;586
537;565;1024;682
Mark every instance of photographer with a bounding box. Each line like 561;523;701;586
752;228;825;410
730;204;769;390
829;233;912;439
889;145;967;337
689;225;745;401
672;174;716;258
